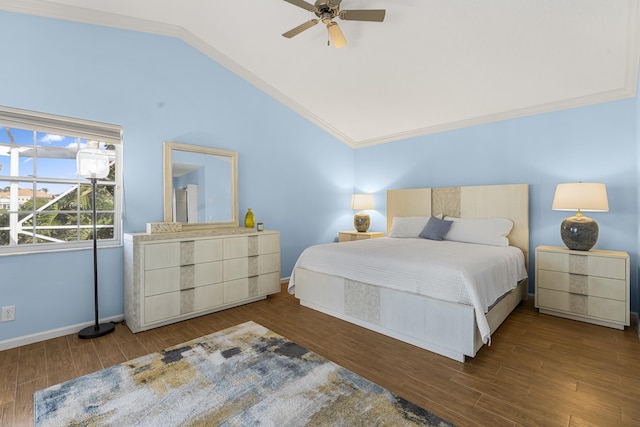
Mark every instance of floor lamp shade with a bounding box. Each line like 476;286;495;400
351;194;374;232
77;143;114;339
77;141;110;179
552;182;608;251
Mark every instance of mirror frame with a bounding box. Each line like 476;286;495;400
163;141;238;230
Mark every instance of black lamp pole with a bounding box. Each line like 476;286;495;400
78;177;115;339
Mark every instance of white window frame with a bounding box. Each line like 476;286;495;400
0;106;123;255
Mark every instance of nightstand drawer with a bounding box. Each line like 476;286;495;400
537;270;626;301
537;251;626;280
536;288;626;323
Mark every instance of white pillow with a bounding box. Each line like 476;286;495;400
388;216;431;238
443;217;513;247
388;215;443;238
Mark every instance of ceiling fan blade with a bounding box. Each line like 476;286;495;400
327;22;347;48
282;19;319;38
340;9;386;22
283;0;316;12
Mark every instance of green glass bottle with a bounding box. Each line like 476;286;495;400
244;208;255;228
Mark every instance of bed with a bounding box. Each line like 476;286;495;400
288;184;529;362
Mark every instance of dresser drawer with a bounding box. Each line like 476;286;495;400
537;251;626;280
145;267;180;296
224;236;248;259
144;292;180;323
193;261;223;287
537;269;626;301
224;257;249;281
257;272;280;294
537;288;626;323
258;253;280;275
144;242;181;270
224;278;249;303
181;283;224;312
258;233;280;254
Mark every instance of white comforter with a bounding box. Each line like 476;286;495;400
288;237;528;344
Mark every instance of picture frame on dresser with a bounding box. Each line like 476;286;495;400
535;245;630;330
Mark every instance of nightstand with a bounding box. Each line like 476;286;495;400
338;231;384;242
535;245;629;330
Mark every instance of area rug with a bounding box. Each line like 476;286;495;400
34;321;455;426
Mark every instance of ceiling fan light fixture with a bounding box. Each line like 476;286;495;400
282;0;384;47
327;22;347;48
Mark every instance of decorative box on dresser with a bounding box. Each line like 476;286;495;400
535;245;629;330
338;231;384;242
124;228;280;333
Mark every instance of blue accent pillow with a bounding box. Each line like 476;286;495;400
419;217;453;241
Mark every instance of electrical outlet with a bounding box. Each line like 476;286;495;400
1;305;15;322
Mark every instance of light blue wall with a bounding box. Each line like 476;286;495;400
0;12;353;342
0;11;638;344
355;98;639;310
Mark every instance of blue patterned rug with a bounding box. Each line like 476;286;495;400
34;321;455;426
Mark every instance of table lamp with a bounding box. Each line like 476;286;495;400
351;193;374;232
552;182;608;251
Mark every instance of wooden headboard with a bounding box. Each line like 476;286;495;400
386;184;529;262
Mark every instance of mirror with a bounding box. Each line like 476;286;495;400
163;141;238;230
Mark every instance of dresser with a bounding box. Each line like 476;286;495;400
124;229;280;333
535;245;629;330
338;230;384;242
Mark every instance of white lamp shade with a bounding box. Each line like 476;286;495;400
351;193;374;211
552;182;609;212
77;147;110;179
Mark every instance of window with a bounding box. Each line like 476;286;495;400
0;106;122;255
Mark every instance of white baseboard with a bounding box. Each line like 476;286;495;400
0;314;125;351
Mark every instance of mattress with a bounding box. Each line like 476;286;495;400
288;237;528;343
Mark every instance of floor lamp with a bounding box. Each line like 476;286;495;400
77;142;115;339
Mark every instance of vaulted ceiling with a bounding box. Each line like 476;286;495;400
2;0;639;148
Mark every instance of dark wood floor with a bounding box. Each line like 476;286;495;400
1;283;639;427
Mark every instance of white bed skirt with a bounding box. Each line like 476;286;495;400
294;267;528;362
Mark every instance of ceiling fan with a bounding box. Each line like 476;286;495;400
282;0;386;48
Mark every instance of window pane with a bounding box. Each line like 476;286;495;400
46;183;83;211
96;213;114;240
0;213;8;245
36;132;81;181
0;181;9;210
17;211;34;244
35;212;79;242
95;184;115;210
0;128;35;178
35;183;56;207
15;184;36;213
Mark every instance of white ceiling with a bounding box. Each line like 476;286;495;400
2;0;639;148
